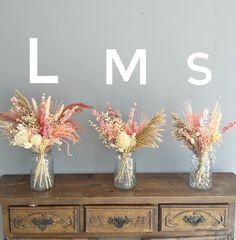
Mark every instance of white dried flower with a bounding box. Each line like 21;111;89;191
115;131;132;152
23;142;33;149
11;126;32;149
190;138;195;145
30;134;43;147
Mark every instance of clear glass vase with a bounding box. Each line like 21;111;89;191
114;152;136;190
30;151;54;192
189;152;214;191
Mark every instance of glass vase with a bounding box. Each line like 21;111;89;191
30;151;54;192
189;152;214;190
114;152;136;190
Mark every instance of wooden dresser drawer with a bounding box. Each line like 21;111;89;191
160;204;229;232
85;205;154;233
9;206;79;234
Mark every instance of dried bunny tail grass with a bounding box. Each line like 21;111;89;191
209;102;222;145
184;101;192;116
45;96;52;119
31;98;38;116
209;102;222;133
133;108;166;151
15;89;35;115
54;103;65;121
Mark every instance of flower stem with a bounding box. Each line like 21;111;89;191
33;152;52;190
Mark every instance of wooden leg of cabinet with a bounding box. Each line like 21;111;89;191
2;205;12;240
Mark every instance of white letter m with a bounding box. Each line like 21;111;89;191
106;49;146;85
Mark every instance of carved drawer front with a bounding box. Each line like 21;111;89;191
9;206;79;234
160;204;229;232
85;205;154;233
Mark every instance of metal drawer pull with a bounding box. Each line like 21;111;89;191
183;212;206;226
108;216;130;228
32;216;54;230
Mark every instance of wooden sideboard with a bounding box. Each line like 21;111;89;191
0;173;235;240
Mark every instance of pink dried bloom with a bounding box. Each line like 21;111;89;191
59;107;78;124
92;109;100;121
186;113;202;128
196;127;210;152
125;121;139;137
173;102;225;155
222;121;236;133
107;103;116;118
91;103;165;152
128;106;135;126
0;90;91;154
10;97;18;105
40;121;53;138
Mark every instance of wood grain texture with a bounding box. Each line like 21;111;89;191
99;238;140;240
9;206;79;234
85;206;154;233
11;239;94;240
146;237;229;240
0;173;235;205
2;205;11;239
160;204;229;232
0;173;235;239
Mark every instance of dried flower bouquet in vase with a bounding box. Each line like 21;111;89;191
172;102;234;190
0;90;91;191
90;103;166;190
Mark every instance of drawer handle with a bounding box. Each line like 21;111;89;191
32;216;54;230
183;212;206;226
108;216;130;228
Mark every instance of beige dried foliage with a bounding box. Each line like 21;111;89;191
171;112;198;155
0;120;15;140
209;102;222;145
15;89;35;116
133;108;166;151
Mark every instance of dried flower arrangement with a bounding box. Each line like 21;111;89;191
171;102;235;190
172;102;222;155
0;90;91;190
90;103;166;189
90;103;166;153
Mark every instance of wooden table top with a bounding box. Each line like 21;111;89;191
0;173;235;205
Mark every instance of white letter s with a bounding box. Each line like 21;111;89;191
187;52;212;86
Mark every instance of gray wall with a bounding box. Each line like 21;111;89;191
0;0;235;238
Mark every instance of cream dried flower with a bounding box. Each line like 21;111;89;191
115;131;132;152
23;142;33;149
30;134;43;148
11;126;32;149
